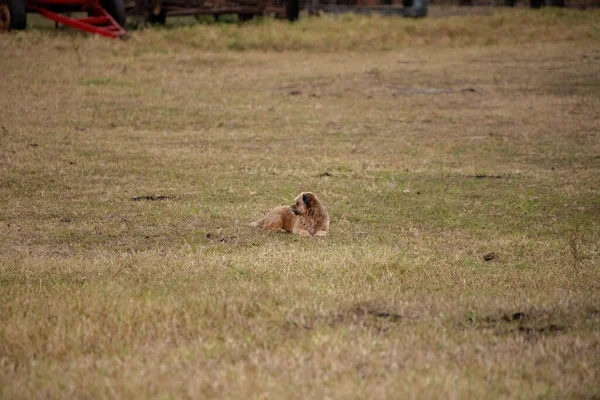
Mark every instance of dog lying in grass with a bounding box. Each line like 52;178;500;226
250;192;329;237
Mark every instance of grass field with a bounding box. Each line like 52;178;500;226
1;7;600;399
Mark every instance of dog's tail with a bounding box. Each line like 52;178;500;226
249;218;264;228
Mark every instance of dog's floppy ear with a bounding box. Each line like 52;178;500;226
302;193;311;207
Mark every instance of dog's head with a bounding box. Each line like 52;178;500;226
291;192;317;216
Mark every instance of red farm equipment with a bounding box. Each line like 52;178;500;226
0;0;298;37
0;0;127;37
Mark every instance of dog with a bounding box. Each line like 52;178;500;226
250;192;329;237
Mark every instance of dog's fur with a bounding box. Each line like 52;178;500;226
249;192;329;237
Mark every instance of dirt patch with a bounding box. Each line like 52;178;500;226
391;87;477;96
206;233;237;244
467;174;503;179
371;311;402;322
518;325;563;335
466;311;566;338
344;302;404;323
286;301;414;334
483;252;497;261
131;195;175;201
503;312;526;322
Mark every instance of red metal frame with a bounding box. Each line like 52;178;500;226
27;0;127;38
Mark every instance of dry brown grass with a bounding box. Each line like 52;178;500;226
1;8;600;399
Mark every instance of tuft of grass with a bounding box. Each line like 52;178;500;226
135;9;600;52
3;8;600;52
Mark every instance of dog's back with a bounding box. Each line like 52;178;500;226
250;206;296;233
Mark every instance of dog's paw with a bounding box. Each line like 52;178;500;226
314;230;328;237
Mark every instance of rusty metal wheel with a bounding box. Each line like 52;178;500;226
0;4;9;32
285;0;298;21
530;0;545;8
237;13;254;22
148;10;165;24
0;0;26;32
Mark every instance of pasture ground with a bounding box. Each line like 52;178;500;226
1;8;599;399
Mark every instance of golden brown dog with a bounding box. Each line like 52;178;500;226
250;192;329;237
